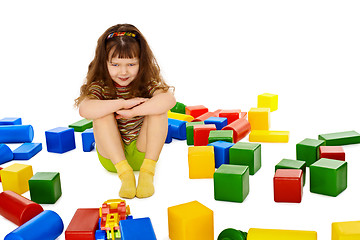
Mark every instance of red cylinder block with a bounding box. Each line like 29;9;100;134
0;190;44;226
222;118;251;142
192;109;222;122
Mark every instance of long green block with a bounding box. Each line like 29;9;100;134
296;138;325;166
171;102;187;114
318;130;360;146
186;121;204;145
29;172;62;204
69;119;93;132
229;142;261;175
208;130;233;144
275;159;307;186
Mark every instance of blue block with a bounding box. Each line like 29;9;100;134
165;124;172;144
45;127;76;153
95;230;106;240
13;143;42;160
119;217;156;240
168;118;186;140
0;118;22;125
204;117;228;130
81;128;95;152
0;125;34;143
208;141;235;168
0;144;13;165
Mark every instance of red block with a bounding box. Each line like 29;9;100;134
219;109;241;125
319;146;345;161
0;190;44;226
65;208;100;240
274;169;303;203
185;105;208;118
192;109;222;122
240;112;247;119
193;124;217;146
222;118;251;142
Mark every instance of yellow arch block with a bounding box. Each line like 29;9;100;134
168;111;194;122
248;228;317;240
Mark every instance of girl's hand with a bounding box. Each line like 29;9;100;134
116;109;136;119
122;98;148;109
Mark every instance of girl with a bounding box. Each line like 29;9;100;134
75;24;176;199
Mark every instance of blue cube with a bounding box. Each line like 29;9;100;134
119;217;156;240
208;141;235;168
45;127;76;153
81;129;95;152
0;117;22;125
13;143;42;160
204;117;228;130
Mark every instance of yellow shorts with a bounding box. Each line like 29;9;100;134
97;140;145;172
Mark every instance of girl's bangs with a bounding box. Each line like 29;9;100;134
108;39;140;60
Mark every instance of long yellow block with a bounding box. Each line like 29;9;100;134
248;228;317;240
0;163;33;194
168;111;194;122
332;221;360;240
249;130;290;143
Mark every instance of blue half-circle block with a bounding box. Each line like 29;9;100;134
0;144;13;165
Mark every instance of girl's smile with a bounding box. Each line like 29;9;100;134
107;55;140;87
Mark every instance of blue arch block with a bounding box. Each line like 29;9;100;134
168;118;186;140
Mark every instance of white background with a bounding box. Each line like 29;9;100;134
1;0;360;239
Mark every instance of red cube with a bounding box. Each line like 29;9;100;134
219;110;241;125
185;105;208;118
274;169;303;203
193;124;217;146
319;146;345;161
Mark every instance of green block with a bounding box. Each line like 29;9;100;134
310;158;347;197
29;172;62;204
69;119;93;132
318;130;360;146
214;164;249;203
186;121;204;145
296;138;325;166
208;130;233;144
171;102;187;114
275;159;307;186
229;142;261;175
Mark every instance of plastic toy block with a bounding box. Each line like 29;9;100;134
186;121;204;145
192;109;222;122
29;172;62;204
248;108;270;130
168;201;214;240
310;158;347;197
219;109;241;125
165;124;173;144
168;111;194;122
13;143;42;160
229;142;261;175
65;208;100;240
275;159;306;186
69;118;93;132
296;138;325;166
193;124;217;146
0;167;2;182
204;117;228;130
249;130;289;143
119;217;156;240
247;228;317;240
240;112;248;119
332;220;360;240
0;117;22;125
208;130;233;144
320;146;345;161
45;127;76;153
185;105;209;118
274;169;303;203
0;163;33;194
188;146;215;179
257;93;278;112
0;191;44;226
318;130;360;146
214;164;250;203
5;210;64;240
0;144;13;165
222;118;251;142
168;118;187;140
208;141;234;168
171;102;187;114
82;128;95;152
0;125;34;143
218;228;247;240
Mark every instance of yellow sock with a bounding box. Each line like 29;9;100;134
136;158;157;198
115;160;136;199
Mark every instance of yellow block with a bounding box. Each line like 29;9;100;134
248;228;317;240
188;146;215;179
249;130;290;143
0;163;33;194
168;201;214;240
168;111;194;122
332;221;360;240
248;108;270;130
258;93;278;112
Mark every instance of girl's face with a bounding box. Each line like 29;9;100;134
107;56;140;87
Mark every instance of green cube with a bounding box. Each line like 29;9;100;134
318;130;360;146
69;119;93;132
29;172;62;204
310;158;347;197
229;142;261;175
208;130;233;144
171;102;187;114
296;138;325;166
214;164;249;203
275;159;307;186
186;122;204;145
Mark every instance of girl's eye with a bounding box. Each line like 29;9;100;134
112;63;119;67
129;63;135;67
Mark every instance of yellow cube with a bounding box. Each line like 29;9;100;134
249;130;290;143
258;93;278;112
168;111;194;122
248;228;317;240
248;108;270;130
168;201;214;240
0;163;33;194
332;221;360;240
188;146;215;179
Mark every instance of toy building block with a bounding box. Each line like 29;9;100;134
45;127;76;153
257;93;278;112
0;163;33;194
229;142;261;175
171;102;187;114
193;124;217;146
208;141;234;168
0;167;2;182
185;105;209;118
69;118;93;132
332;220;360;240
204;117;228;130
0;117;22;125
248;108;270;130
0;191;44;226
222;118;251;143
274;169;303;203
218;228;247;240
296;138;325;166
247;228;317;240
5;210;64;240
0;125;34;143
165;124;173;144
219;109;241;125
192;109;222;122
310;158;347;197
240;112;248;119
188;146;215;179
13;143;42;160
208;130;233;144
168;201;214;240
320;146;345;161
65;208;100;240
318;130;360;146
168;118;187;140
82;128;95;152
214;164;250;203
168;111;194;122
275;159;306;186
186;121;204;145
119;217;156;240
249;130;289;143
0;144;13;165
29;172;62;204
